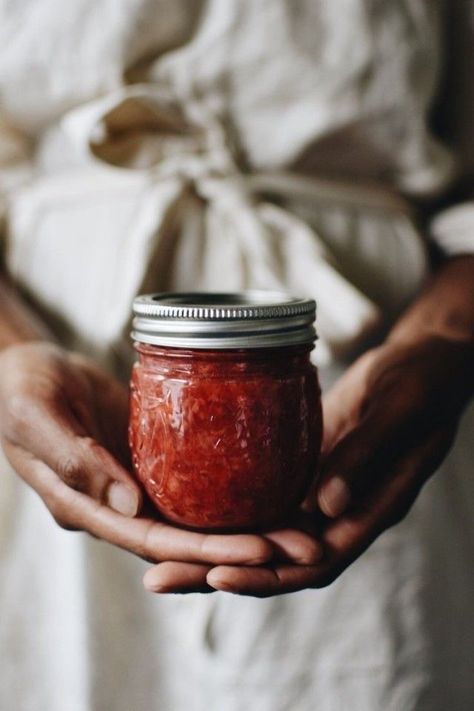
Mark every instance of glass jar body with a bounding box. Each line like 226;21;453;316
129;343;322;531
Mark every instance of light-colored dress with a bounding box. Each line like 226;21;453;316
1;2;474;709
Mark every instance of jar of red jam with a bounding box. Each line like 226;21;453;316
129;291;322;531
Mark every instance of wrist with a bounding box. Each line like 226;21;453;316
0;277;52;352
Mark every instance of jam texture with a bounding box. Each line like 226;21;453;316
129;345;322;531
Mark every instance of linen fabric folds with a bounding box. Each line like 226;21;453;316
5;84;428;368
1;0;473;372
1;2;474;711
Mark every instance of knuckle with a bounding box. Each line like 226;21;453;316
78;435;100;452
51;512;79;532
312;570;338;589
384;511;405;531
141;522;161;562
57;455;88;492
45;493;79;532
77;436;109;471
385;501;411;530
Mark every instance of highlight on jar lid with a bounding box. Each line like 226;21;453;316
131;290;317;349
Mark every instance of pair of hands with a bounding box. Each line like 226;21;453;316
0;338;469;597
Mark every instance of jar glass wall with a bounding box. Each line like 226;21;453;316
128;292;322;531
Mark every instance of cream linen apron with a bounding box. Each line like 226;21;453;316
1;2;474;709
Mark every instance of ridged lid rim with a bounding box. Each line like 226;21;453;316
133;291;315;320
131;291;317;349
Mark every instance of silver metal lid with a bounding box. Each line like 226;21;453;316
132;291;317;349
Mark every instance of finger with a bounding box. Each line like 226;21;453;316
207;427;455;596
315;426;456;579
320;348;380;451
4;395;142;516
143;562;213;593
4;442;275;565
207;564;319;597
316;387;429;518
317;428;389;519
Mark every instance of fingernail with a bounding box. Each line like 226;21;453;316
107;482;139;517
319;477;351;517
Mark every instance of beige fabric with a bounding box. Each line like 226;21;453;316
2;2;473;372
5;85;429;367
1;2;474;711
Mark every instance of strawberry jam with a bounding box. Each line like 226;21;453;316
129;292;321;531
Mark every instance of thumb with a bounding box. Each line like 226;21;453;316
316;385;438;519
321;348;380;453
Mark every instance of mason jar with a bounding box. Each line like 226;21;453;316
129;291;322;531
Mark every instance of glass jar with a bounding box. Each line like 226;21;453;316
129;292;322;531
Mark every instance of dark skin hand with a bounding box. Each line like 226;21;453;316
143;256;474;596
0;342;322;590
1;257;473;596
198;336;469;595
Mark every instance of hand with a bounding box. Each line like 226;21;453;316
198;336;473;596
0;343;323;591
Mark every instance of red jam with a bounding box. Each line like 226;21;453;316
129;343;322;531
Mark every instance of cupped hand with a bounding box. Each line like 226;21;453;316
0;343;323;591
189;336;473;597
